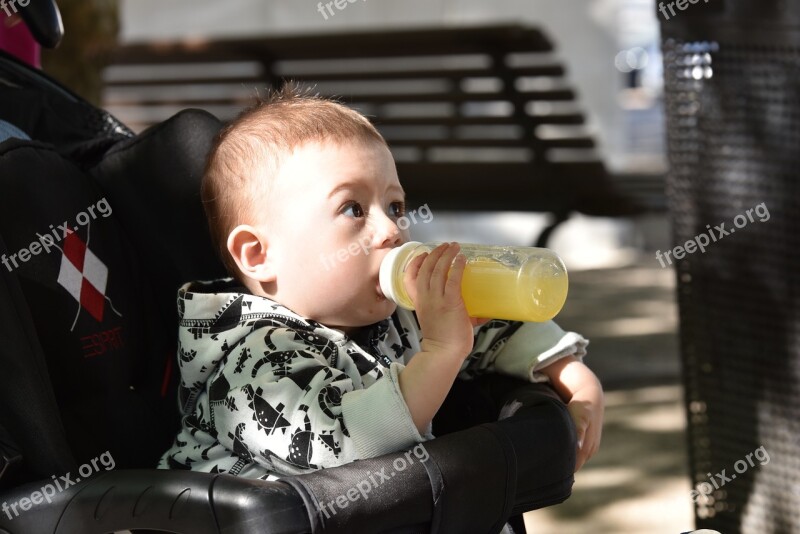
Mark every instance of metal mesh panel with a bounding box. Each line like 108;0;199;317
661;16;800;534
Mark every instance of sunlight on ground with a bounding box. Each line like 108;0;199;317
524;385;693;534
589;314;677;337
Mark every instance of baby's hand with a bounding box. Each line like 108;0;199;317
403;242;477;359
540;357;604;471
567;380;603;471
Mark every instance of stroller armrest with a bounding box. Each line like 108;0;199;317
283;380;576;534
0;381;574;534
0;469;310;534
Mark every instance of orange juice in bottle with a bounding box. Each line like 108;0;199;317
379;242;568;322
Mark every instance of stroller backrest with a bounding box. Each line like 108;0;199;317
0;51;225;487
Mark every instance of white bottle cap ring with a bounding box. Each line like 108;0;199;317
379;241;421;309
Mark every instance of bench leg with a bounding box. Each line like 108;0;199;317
534;211;570;248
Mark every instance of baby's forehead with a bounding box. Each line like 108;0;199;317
275;140;397;188
230;138;395;214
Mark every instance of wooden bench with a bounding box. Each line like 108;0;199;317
104;25;663;245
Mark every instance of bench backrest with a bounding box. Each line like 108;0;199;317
105;25;628;214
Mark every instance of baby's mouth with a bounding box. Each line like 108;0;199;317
376;279;386;300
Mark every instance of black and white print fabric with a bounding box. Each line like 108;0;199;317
159;279;588;481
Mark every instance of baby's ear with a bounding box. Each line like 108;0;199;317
227;225;276;283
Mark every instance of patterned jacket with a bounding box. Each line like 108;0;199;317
158;279;588;480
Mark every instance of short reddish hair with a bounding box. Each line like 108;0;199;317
201;83;388;278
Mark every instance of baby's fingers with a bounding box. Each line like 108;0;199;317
576;425;601;471
583;423;602;462
403;251;427;305
429;243;461;296
568;404;590;471
417;243;451;294
444;252;467;297
575;426;588;470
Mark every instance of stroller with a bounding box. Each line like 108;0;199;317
0;4;577;533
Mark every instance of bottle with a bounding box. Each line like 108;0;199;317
379;241;568;322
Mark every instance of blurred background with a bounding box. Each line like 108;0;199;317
44;1;686;532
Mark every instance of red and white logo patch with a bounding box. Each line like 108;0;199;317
57;231;108;322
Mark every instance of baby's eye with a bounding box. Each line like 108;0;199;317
342;202;365;218
389;201;406;218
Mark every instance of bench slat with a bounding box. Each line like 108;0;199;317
394;162;565;211
104;89;576;107
341;89;576;103
385;138;596;149
110;25;555;64
278;65;566;82
102;67;564;88
104;76;268;87
373;115;585;126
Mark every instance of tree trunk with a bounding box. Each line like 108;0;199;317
41;0;119;106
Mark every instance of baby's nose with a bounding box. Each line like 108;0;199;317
374;221;402;249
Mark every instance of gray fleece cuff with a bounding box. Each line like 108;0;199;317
342;362;433;459
493;320;589;383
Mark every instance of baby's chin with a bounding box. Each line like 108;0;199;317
320;299;397;335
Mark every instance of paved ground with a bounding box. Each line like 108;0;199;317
522;258;695;534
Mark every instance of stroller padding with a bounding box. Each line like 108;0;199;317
282;382;575;534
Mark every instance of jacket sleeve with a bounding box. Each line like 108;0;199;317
459;319;589;382
212;325;430;477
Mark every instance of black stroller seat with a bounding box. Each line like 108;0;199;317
0;48;576;534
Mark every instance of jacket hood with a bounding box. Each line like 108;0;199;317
174;279;391;409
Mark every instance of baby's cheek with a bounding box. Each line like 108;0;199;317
316;258;350;288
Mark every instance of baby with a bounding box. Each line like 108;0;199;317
159;86;604;483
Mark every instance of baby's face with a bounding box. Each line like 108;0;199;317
253;140;409;334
